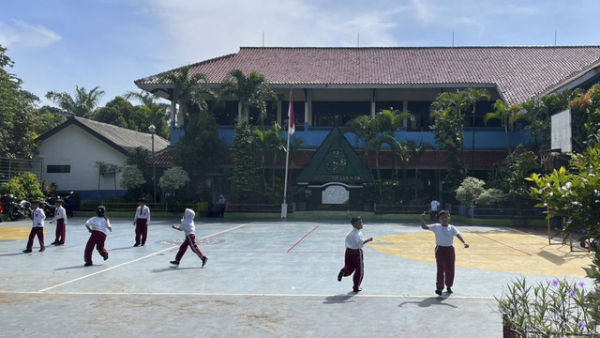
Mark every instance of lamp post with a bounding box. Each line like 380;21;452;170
148;124;156;203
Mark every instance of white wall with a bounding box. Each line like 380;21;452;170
36;125;127;191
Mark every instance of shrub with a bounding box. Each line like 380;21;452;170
455;177;485;206
475;188;506;207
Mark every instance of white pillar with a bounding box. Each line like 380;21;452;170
403;99;408;128
238;102;242;122
304;89;311;129
277;99;282;126
371;89;376;118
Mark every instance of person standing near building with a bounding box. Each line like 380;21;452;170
170;208;207;267
217;194;227;217
421;210;469;295
337;216;373;293
23;200;46;253
430;199;440;220
84;205;112;266
49;199;67;245
133;198;150;247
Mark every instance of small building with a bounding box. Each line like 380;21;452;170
35;116;169;200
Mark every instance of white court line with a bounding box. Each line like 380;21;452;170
38;223;249;293
1;290;495;300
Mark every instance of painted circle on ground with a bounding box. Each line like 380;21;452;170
369;230;593;278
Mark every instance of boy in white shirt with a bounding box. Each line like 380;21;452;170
337;216;373;293
421;210;469;295
133;198;150;247
170;208;207;267
49;199;67;245
23;200;46;253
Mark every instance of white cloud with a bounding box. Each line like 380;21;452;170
0;20;61;49
146;0;404;65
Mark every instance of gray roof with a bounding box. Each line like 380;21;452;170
38;116;169;155
136;46;600;105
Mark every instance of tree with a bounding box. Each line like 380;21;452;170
46;85;105;118
160;66;213;125
0;172;43;200
121;165;146;197
159;167;190;194
455;177;486;207
32;105;69;135
94;96;146;131
231;121;259;201
377;108;414;181
0;44;37;158
346;115;385;200
124;91;170;139
464;89;491;168
219;69;276;124
484;99;526;154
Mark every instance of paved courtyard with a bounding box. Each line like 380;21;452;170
0;216;593;337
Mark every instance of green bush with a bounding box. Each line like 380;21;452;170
0;172;43;200
455;177;485;206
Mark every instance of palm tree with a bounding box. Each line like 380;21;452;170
464;89;491;169
484;99;526;154
219;70;277;124
160;67;214;125
377;108;414;181
125;91;170;138
46;85;105;118
346;115;385;199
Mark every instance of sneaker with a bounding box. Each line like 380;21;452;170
170;260;179;266
201;256;208;267
22;249;32;253
39;247;45;252
50;241;58;245
102;252;109;261
435;290;442;296
352;288;362;293
141;243;145;246
56;242;64;246
446;287;453;294
84;262;93;266
337;268;344;282
133;243;140;247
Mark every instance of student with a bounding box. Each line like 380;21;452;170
49;199;67;245
84;205;112;266
133;198;150;247
430;199;440;221
216;194;227;217
170;208;207;267
421;210;469;295
337;216;373;293
23;200;46;253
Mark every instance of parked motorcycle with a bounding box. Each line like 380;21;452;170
45;191;75;218
0;194;31;221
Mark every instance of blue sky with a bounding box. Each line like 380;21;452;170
1;0;600;107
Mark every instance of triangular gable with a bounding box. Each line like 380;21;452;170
296;128;373;184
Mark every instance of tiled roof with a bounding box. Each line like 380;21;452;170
149;146;173;167
37;116;170;155
135;47;600;105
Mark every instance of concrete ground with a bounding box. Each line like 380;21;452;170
0;216;593;337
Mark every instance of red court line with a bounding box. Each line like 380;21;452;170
287;226;319;253
469;231;532;256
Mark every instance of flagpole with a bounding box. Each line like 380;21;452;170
281;89;294;219
281;130;291;219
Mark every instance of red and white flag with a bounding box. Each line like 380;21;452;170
288;89;295;135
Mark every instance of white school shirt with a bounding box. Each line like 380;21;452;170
430;200;440;211
345;228;365;249
134;205;150;222
86;216;111;235
32;207;46;228
52;206;67;224
428;224;459;246
179;208;196;235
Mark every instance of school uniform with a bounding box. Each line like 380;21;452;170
174;209;206;263
427;224;460;291
341;228;366;292
51;205;67;245
133;205;150;246
25;207;46;251
84;216;110;265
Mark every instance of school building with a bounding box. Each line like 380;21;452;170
135;47;600;208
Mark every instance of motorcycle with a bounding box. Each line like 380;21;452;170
0;194;31;221
45;191;75;218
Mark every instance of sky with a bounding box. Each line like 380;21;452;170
1;0;600;107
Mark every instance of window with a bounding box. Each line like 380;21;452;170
47;165;70;173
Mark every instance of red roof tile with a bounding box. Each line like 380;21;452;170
135;47;600;105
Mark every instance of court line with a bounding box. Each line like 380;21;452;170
38;223;250;292
466;230;532;256
287;226;319;253
1;290;495;300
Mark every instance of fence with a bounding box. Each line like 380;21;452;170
0;157;43;183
